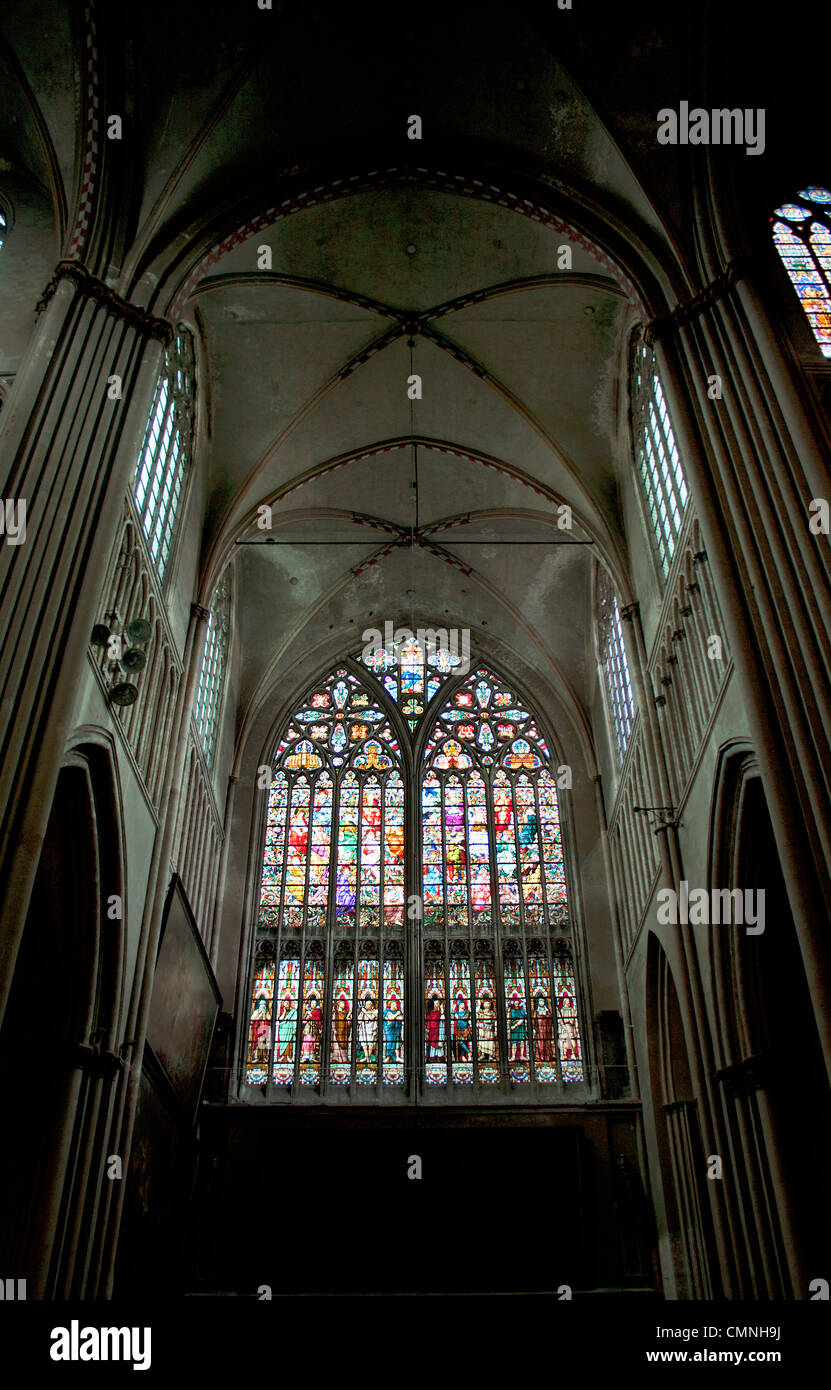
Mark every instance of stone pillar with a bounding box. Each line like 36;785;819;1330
210;774;239;969
650;274;831;1081
620;599;740;1293
592;774;639;1096
0;261;170;1016
98;600;210;1297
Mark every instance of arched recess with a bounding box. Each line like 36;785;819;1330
709;745;831;1299
0;734;126;1298
646;933;719;1299
236;642;591;1102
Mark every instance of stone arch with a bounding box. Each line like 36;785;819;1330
707;744;831;1298
0;733;127;1298
646;932;719;1299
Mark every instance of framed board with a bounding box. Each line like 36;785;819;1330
146;875;222;1123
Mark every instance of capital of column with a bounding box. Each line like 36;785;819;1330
36;260;173;344
191;602;211;623
619;602;640;623
644;256;752;346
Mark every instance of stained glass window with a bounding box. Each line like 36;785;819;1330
359;630;466;731
246;666;405;1089
772;187;831;357
631;343;689;577
420;665;583;1090
245;657;585;1096
194;572;230;764
597;567;635;764
133;332;195;584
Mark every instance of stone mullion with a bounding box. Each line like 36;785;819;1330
0;271;168;1017
408;758;421;1100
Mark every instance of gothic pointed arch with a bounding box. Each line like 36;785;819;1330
418;659;585;1091
241;645;587;1100
244;661;407;1091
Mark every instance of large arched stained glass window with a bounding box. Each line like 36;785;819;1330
421;666;583;1088
245;667;406;1090
772;187;831;357
244;654;586;1100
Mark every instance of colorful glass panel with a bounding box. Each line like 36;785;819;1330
284;779;310;929
384;772;405;925
474;955;499;1083
424;957;447;1083
245;955;275;1084
515;776;544;926
538;770;568;924
247;658;586;1099
449;957;474;1084
493;771;520;920
529;955;557;1083
330;956;354;1084
382;957;405;1085
467;771;491;927
444;777;468;928
422;772;444;931
307;774;333;933
335;772;359;928
259;772;288;928
553;953;583;1082
272;956;301;1085
298;956;324;1084
355;958;380;1083
274;667;400;768
504;955;530;1082
772;187;831;357
358;634;464;731
359;778;382;930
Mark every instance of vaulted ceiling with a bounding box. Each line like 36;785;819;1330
0;0;811;762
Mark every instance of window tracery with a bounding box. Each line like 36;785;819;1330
244;655;584;1096
772;186;831;357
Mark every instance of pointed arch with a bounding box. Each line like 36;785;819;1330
245;661;406;1091
418;661;585;1090
771;186;831;357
